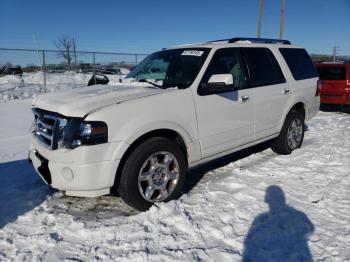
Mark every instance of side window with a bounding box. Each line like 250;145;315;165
243;48;286;87
201;48;247;88
279;48;318;80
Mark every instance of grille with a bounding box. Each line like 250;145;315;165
33;109;67;150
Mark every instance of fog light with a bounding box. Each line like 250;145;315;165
61;167;74;181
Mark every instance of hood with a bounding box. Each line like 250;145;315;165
32;83;168;117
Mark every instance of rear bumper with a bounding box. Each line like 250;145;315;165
321;94;350;105
29;136;128;197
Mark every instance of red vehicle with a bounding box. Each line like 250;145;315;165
316;62;350;105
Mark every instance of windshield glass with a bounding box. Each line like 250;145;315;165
126;48;210;88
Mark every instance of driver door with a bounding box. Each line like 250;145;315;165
193;48;255;158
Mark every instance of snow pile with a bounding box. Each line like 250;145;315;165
0;99;349;261
119;68;130;75
0;71;126;103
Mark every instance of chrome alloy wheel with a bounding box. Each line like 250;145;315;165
138;151;180;202
287;118;303;150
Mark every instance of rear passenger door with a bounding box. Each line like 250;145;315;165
242;47;290;139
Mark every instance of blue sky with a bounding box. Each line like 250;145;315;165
0;0;349;65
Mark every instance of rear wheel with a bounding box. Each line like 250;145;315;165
117;137;187;211
271;110;305;155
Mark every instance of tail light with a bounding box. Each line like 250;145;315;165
316;80;321;96
345;81;350;93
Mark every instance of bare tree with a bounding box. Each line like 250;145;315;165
54;35;76;67
5;62;13;68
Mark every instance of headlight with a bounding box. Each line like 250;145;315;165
58;119;108;149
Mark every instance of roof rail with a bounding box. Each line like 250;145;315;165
207;39;231;43
228;37;291;45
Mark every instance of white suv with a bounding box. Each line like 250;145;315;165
29;37;320;211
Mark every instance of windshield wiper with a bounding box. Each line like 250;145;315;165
138;79;165;89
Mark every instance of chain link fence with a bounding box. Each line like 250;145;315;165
0;48;148;100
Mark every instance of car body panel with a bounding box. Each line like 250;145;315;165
31;83;170;117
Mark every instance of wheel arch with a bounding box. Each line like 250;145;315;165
290;102;306;119
279;102;306;131
111;128;189;194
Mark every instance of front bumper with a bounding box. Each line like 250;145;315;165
29;136;128;197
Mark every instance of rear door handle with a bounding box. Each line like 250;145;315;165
240;95;250;103
283;88;290;94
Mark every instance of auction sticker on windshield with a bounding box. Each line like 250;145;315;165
181;50;204;56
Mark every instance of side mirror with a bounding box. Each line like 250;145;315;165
208;74;233;85
88;73;110;86
200;74;237;95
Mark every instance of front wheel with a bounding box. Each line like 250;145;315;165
117;137;187;211
271;110;305;155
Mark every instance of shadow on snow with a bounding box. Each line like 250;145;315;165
0;159;52;229
242;185;314;262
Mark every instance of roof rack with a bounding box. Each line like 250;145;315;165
208;37;291;45
229;37;291;45
208;39;231;43
319;61;346;64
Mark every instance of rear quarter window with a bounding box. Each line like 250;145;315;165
279;48;317;80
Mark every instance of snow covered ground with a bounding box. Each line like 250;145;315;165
0;72;125;102
0;86;349;261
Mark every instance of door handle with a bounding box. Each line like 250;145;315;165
240;95;250;103
283;88;290;94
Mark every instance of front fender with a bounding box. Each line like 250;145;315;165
84;89;199;160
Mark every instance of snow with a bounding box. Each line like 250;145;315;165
118;68;131;75
31;82;171;117
0;89;350;260
0;71;126;103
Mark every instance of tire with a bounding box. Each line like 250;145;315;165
271;110;305;155
117;137;187;211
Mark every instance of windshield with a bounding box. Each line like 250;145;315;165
126;48;210;88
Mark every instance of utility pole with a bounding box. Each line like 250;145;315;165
42;50;47;92
32;34;42;68
73;37;77;67
257;0;263;38
66;46;71;69
332;46;340;62
279;0;285;39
